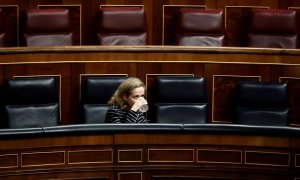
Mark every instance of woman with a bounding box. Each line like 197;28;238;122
105;77;149;123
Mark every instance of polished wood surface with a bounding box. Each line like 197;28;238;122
0;132;298;179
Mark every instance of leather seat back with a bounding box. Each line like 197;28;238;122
247;9;297;48
81;76;127;123
154;76;208;124
23;9;73;46
235;81;289;126
97;7;147;45
176;8;225;46
4;77;60;128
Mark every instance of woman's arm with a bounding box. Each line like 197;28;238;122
124;110;148;123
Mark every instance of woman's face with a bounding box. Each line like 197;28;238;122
125;86;145;108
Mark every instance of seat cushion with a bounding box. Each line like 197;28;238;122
177;35;225;46
24;33;73;46
97;33;147;45
235;108;289;126
155;104;208;124
6;104;59;128
82;104;109;123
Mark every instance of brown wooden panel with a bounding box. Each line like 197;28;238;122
197;149;242;164
38;5;82;45
21;151;65;167
148;149;194;162
245;151;290;167
225;6;268;47
118;149;143;163
68;149;113;164
118;172;142;180
0;154;18;168
212;75;260;123
0;5;18;47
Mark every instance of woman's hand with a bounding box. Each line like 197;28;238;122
131;97;148;112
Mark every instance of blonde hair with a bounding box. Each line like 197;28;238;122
108;77;146;109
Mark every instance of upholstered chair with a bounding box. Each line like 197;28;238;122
81;76;127;123
4;77;60;128
154;76;208;124
247;9;297;49
23;9;73;46
234;81;289;126
175;8;225;46
97;7;147;45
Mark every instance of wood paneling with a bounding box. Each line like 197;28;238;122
68;149;113;164
245;151;290;167
21;151;65;167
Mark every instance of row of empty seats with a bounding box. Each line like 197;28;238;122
0;76;290;129
0;7;298;48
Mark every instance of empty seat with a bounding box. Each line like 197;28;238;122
23;9;73;46
3;77;60;128
97;7;147;45
175;8;225;46
0;8;6;47
247;9;297;49
81;76;127;123
234;81;289;126
154;76;208;124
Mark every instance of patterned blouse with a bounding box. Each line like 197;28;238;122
105;105;148;123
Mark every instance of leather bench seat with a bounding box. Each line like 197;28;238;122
0;124;300;138
0;127;43;139
183;124;300;137
43;123;183;135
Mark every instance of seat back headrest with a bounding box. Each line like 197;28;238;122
98;7;147;33
236;81;288;108
82;77;127;104
155;76;207;103
5;77;58;105
249;9;296;34
25;9;72;33
177;8;224;34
